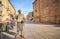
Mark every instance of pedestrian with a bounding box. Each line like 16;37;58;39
10;18;15;30
6;18;10;32
2;22;7;32
15;10;25;38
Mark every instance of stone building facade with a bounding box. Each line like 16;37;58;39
33;0;40;22
0;0;16;21
33;0;60;23
27;13;32;20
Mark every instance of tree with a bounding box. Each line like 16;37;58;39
29;11;33;17
0;1;2;13
0;1;2;6
0;1;2;4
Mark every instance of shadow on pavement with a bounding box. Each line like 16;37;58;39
25;20;60;27
7;31;16;35
25;20;60;25
54;24;60;27
1;31;16;39
2;33;13;39
25;20;34;24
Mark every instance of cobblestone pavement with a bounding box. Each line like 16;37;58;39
1;20;60;39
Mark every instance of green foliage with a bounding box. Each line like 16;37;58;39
29;11;33;17
0;1;2;4
0;1;2;7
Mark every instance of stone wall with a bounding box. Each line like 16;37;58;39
40;0;59;23
33;0;40;22
0;0;15;21
33;0;60;23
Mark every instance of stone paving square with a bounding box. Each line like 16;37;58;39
1;21;60;39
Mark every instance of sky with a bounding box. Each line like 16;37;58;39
10;0;34;16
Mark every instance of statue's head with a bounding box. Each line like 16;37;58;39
18;9;21;14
